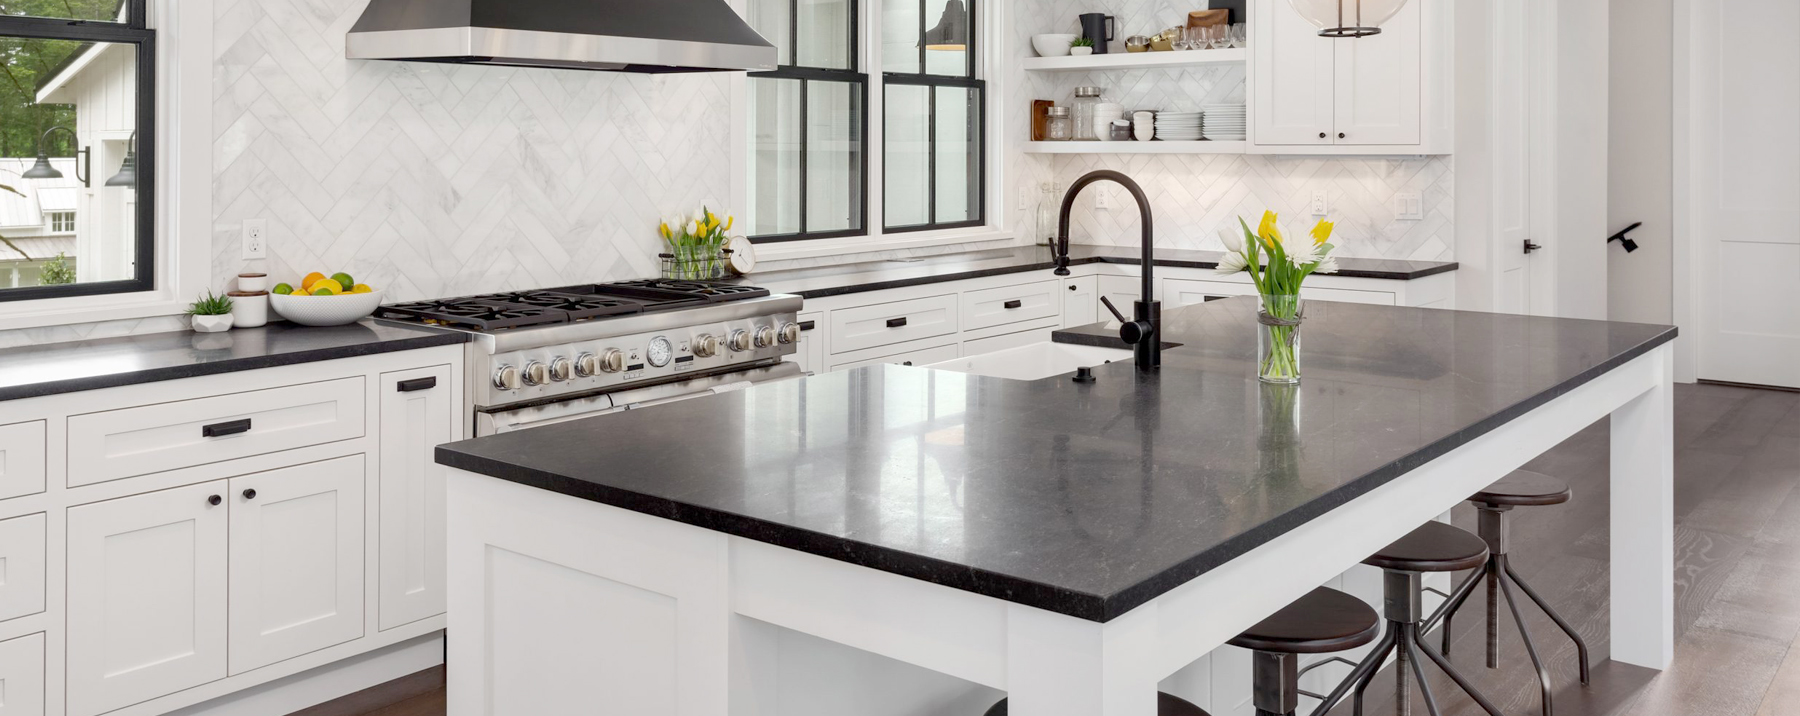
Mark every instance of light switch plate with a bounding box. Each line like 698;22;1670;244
241;219;268;260
1311;190;1329;216
1395;193;1424;221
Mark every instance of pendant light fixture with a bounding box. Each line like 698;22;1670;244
1286;0;1407;38
921;0;969;51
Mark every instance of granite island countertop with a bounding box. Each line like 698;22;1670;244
741;245;1457;299
0;320;467;402
435;299;1672;622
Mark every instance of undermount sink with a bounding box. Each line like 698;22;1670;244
923;341;1133;381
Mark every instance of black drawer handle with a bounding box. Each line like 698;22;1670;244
208;494;222;506
203;419;252;438
1068;285;1078;292
396;376;437;392
242;488;257;500
798;320;816;331
885;317;908;329
901;361;913;366
1003;299;1023;309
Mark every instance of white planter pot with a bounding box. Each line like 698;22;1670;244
1070;46;1094;56
191;314;235;333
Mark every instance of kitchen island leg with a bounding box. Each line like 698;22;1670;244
1609;344;1676;669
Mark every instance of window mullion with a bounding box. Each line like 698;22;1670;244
797;78;808;236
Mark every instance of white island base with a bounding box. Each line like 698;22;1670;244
444;345;1674;716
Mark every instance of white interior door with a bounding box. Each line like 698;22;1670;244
1692;0;1800;388
228;456;366;674
1332;0;1422;145
67;481;228;716
1253;0;1335;145
1491;0;1536;315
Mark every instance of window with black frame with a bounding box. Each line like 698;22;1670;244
884;0;982;233
0;0;154;301
746;0;867;243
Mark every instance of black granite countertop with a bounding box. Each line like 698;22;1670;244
0;321;467;402
436;300;1672;622
745;245;1458;299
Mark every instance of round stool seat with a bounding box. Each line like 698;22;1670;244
1228;587;1381;654
1364;521;1489;572
1471;470;1572;507
984;692;1209;716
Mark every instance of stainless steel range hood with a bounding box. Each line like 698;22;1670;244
346;0;777;73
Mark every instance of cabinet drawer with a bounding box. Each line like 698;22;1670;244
961;319;1063;356
0;632;44;716
0;421;45;501
0;514;45;624
67;377;366;487
962;280;1061;332
829;294;959;355
827;342;961;372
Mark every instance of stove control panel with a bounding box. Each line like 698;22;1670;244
480;310;800;406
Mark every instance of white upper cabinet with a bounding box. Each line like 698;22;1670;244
1251;0;1444;153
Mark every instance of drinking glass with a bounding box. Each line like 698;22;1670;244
1212;26;1233;49
1231;23;1247;48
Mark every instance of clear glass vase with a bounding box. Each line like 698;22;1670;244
1257;294;1304;384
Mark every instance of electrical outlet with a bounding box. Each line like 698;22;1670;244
1096;190;1113;211
242;219;268;260
1395;193;1424;221
1310;190;1329;216
1018;186;1028;207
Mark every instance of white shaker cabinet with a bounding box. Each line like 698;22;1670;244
1331;0;1422;145
67;481;229;716
228;458;366;675
1251;0;1441;152
378;366;453;631
0;632;44;716
1252;0;1336;146
1061;276;1098;327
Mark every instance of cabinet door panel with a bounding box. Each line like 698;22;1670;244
0;632;44;716
1062;276;1098;327
785;312;825;374
1333;0;1422;144
1254;0;1335;145
0;514;46;624
68;481;228;716
379;366;454;631
229;456;366;674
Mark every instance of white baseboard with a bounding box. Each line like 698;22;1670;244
165;632;445;716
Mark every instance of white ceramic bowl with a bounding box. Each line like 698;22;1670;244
1032;33;1077;57
270;289;384;326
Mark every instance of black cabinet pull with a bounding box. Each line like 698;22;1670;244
208;494;222;506
1319;132;1327;139
202;418;252;438
1003;299;1023;310
798;320;817;331
1338;132;1346;139
396;376;437;392
901;361;914;366
1067;285;1078;292
242;488;257;500
885;317;908;328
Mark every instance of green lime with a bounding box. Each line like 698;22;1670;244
311;287;336;296
330;272;355;289
272;283;294;295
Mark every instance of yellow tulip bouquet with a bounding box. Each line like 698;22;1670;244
1214;210;1341;383
659;208;735;280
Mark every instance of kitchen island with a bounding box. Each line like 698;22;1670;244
435;298;1676;716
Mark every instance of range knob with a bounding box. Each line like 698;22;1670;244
549;356;573;382
754;326;777;348
575;352;599;377
777;322;801;345
599;348;627;373
522;361;549;386
693;333;720;358
728;330;752;352
492;364;521;391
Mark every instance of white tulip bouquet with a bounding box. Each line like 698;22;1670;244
1214;211;1341;383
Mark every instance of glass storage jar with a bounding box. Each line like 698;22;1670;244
1071;86;1105;140
1045;106;1073;141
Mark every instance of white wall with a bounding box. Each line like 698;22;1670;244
1551;0;1609;320
1609;0;1673;325
1451;0;1493;311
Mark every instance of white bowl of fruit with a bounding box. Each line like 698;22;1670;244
269;271;384;326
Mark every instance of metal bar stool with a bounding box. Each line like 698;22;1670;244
982;693;1209;716
1423;470;1591;716
1228;587;1381;716
1324;521;1508;716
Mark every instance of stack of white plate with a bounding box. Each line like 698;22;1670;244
1202;104;1247;141
1154;111;1202;141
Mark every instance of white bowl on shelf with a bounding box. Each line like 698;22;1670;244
1032;34;1078;57
270;289;385;326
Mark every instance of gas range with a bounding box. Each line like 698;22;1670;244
376;279;804;434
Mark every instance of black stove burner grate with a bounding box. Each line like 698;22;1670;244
377;299;572;331
379;280;775;331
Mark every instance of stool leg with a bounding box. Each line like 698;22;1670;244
1253;651;1299;716
1312;628;1394;716
1485;558;1500;669
1427;562;1485;656
1504;559;1594;686
1400;626;1442;716
1395;631;1412;716
1495;555;1553;716
1412;634;1508;716
1349;628;1397;716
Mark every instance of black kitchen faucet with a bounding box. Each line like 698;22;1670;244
1052;170;1161;371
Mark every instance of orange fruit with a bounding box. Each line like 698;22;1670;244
301;272;326;290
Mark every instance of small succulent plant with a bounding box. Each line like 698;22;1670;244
1070;36;1095;47
186;290;235;316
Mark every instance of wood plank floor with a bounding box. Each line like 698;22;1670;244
301;382;1800;716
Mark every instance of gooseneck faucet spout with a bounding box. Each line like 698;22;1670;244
1052;169;1160;370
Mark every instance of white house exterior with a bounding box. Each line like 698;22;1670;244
0;157;80;287
34;38;138;285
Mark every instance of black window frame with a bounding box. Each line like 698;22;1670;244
883;0;986;235
0;0;156;303
746;0;870;245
